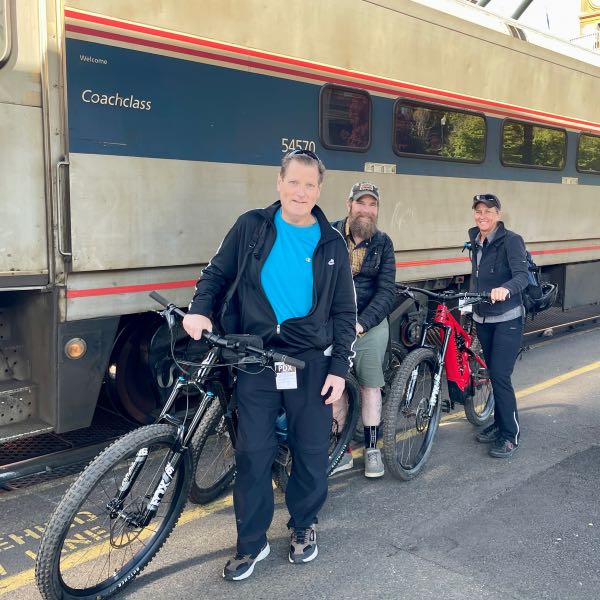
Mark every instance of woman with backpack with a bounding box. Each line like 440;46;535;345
468;194;529;458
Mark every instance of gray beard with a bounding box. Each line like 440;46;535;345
349;215;377;240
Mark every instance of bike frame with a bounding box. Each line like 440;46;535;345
109;346;225;526
418;301;486;413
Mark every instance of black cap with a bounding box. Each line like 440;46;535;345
349;181;380;202
472;194;501;210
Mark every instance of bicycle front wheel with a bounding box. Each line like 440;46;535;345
36;424;192;600
463;333;494;426
382;348;441;480
189;388;236;504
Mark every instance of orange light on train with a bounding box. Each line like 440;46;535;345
64;338;87;359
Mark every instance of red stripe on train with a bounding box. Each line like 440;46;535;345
66;279;197;298
65;246;600;299
64;9;600;132
395;257;470;268
65;25;596;132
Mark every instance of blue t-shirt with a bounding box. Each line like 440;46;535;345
261;209;321;324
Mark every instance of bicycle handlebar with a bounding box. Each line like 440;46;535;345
395;284;491;302
149;292;306;369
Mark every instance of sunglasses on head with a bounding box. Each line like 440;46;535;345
288;148;321;161
473;194;498;203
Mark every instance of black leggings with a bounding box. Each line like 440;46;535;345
233;354;333;554
476;317;524;445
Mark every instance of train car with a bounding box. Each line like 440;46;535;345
1;0;599;441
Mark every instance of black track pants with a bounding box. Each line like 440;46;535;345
233;354;333;555
476;316;524;445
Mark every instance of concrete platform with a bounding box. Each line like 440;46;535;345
1;328;599;599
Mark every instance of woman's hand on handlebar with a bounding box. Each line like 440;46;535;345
321;374;346;405
182;313;213;340
490;287;511;303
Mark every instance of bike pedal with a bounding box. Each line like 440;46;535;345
441;399;452;413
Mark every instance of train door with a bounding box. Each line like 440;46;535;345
0;2;48;287
0;1;57;442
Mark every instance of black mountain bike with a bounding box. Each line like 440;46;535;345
35;293;359;600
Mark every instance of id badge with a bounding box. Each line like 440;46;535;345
274;362;297;390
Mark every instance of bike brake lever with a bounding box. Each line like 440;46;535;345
165;308;176;330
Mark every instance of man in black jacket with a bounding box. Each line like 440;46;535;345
183;149;356;580
468;193;529;458
332;182;396;478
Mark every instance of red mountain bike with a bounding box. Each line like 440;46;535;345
383;285;493;480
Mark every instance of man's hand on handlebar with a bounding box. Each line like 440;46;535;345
321;374;346;405
490;287;510;303
182;313;213;340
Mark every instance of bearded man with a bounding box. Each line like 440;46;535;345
331;182;396;478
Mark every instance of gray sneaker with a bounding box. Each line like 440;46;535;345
364;448;384;478
223;542;270;581
289;525;318;563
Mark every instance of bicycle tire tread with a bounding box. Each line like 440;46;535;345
382;348;440;481
36;424;188;600
189;396;236;504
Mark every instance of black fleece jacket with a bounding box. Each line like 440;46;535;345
188;202;357;378
468;222;529;317
332;219;396;332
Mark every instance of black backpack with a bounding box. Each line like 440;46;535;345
522;250;543;313
463;240;553;317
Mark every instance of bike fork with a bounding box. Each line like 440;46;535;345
414;322;451;417
428;325;451;415
138;448;185;526
112;429;186;528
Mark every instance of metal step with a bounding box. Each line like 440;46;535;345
0;381;51;442
0;418;53;444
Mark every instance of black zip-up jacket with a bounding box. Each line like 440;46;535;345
332;219;396;332
188;202;357;378
468;222;529;317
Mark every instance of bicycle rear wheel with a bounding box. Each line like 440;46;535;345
463;333;494;426
382;347;441;480
272;374;360;491
36;424;192;600
189;386;236;504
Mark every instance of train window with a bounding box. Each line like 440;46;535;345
576;133;600;175
320;85;371;151
0;0;10;69
501;120;566;170
393;100;486;162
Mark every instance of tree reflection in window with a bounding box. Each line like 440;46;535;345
501;120;566;169
320;85;371;151
393;101;485;162
577;133;600;174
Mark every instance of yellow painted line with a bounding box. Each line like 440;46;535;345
3;360;600;595
0;568;34;596
0;495;235;596
516;360;600;400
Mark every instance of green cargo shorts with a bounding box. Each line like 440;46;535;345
353;318;389;388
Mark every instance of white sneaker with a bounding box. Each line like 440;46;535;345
364;448;384;478
330;450;353;475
